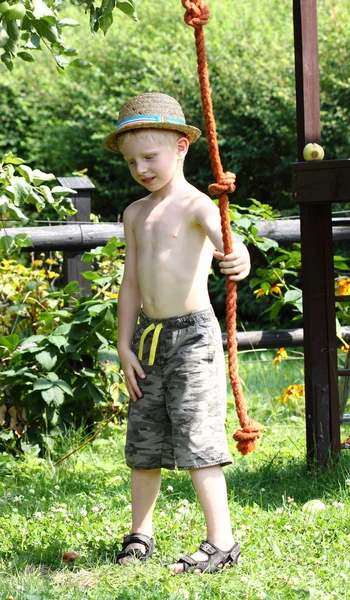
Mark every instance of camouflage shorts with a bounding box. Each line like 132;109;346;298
125;307;233;471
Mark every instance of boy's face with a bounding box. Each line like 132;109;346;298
120;133;187;192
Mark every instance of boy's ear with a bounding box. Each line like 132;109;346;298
176;136;190;159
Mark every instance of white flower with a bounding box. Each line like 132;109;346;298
91;506;99;514
125;504;132;511
80;508;87;518
54;485;60;491
332;501;344;510
34;512;42;519
12;508;18;513
29;489;35;495
260;488;265;493
167;485;174;492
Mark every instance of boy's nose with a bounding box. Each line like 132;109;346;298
136;162;147;175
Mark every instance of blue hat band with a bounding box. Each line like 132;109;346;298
117;115;186;130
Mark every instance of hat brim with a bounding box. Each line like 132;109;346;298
103;122;202;154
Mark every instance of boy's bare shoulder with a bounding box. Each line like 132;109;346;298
123;195;150;221
188;188;219;215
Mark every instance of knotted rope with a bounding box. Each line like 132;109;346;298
182;0;261;454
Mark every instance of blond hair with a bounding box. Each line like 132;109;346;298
118;128;183;154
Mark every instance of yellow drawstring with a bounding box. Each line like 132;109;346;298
138;323;164;366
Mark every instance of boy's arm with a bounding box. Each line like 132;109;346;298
194;195;251;281
117;205;145;402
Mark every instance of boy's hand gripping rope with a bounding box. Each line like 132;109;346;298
182;0;261;454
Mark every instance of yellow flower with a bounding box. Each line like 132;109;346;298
270;283;284;296
31;260;43;268
341;344;349;353
254;283;284;299
272;347;289;365
253;287;269;298
336;278;350;296
279;383;305;404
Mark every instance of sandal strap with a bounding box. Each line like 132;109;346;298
117;533;154;563
122;533;153;550
175;540;241;573
199;540;220;555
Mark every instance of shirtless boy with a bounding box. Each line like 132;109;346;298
104;92;250;573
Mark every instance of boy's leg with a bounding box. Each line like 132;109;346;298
117;468;161;564
169;465;234;573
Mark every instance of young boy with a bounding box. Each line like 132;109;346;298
104;92;250;573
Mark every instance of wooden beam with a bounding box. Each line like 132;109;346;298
58;177;95;297
293;0;321;160
3;218;350;250
293;0;340;465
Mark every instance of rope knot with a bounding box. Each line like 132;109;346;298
182;0;210;28
232;422;261;455
208;172;236;197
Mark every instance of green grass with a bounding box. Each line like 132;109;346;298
0;352;349;600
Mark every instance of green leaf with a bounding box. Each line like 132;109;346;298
47;335;67;349
55;380;73;396
284;289;302;304
57;18;80;28
69;58;92;69
6;176;32;205
32;0;56;23
63;281;79;294
46;372;59;382
34;20;59;44
14;232;32;247
53;323;72;336
255;237;279;252
87;303;107;314
269;299;284;321
24;33;41;49
96;332;109;346
34;378;54;391
0;334;18;352
87;381;104;404
0;235;15;254
116;0;138;21
16;164;33;183
2;153;24;165
81;271;100;281
35;349;57;370
0;24;9;48
39;185;54;204
7;203;29;222
17;51;35;62
97;346;120;366
32;169;55;186
51;185;76;195
42;385;64;407
1;55;13;72
80;367;95;378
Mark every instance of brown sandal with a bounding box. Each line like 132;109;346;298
116;533;154;563
174;540;240;573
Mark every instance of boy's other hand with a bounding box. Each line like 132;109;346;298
118;348;146;403
214;241;251;281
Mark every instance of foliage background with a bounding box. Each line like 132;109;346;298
0;0;349;220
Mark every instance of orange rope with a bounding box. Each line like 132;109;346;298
182;0;261;454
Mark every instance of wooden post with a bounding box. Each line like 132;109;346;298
57;176;95;296
292;0;340;464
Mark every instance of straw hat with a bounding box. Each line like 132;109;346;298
103;92;202;153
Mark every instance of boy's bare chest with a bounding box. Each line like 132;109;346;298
134;204;197;246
